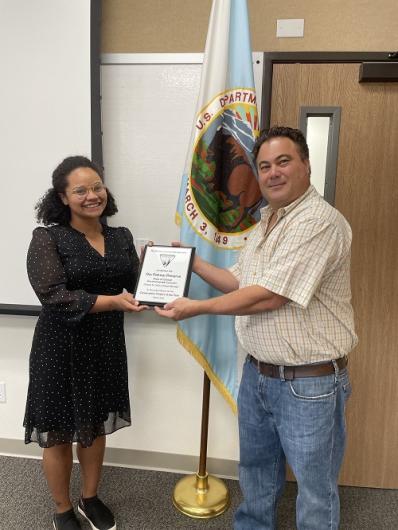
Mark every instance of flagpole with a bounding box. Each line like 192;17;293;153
198;371;210;477
172;372;230;518
173;0;258;518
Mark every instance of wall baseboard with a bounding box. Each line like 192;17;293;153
0;438;238;479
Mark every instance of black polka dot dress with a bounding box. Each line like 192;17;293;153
24;224;139;448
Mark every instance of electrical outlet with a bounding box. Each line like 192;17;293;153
276;19;305;38
0;382;6;403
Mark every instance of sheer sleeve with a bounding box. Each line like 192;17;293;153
119;227;140;293
27;227;97;323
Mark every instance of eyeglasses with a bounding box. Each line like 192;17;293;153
69;183;106;198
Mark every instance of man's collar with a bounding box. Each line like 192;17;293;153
260;185;316;221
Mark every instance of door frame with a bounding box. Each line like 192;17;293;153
261;52;395;129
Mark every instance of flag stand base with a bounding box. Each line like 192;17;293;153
173;472;229;519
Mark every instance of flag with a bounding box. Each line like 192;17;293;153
176;0;262;411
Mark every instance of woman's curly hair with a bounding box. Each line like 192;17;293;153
35;155;118;225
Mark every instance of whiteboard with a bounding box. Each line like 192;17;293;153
0;0;99;313
101;53;264;252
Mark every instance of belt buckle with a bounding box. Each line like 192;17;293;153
278;365;295;380
282;366;294;380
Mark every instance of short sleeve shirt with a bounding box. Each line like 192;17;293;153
230;185;358;365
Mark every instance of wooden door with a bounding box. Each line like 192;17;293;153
271;63;398;488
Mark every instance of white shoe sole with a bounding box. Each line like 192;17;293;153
77;505;116;530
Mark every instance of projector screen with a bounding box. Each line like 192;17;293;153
0;0;101;315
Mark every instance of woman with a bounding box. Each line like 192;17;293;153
24;156;146;530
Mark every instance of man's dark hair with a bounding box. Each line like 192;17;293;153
253;126;309;161
35;155;118;226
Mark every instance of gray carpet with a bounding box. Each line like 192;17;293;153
0;455;397;529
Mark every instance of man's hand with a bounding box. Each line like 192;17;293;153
111;292;149;312
154;286;288;319
154;297;198;321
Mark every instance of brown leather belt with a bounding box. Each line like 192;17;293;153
248;354;348;380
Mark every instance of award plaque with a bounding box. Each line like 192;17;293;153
135;245;195;307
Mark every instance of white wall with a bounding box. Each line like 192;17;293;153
0;312;239;462
0;52;267;467
0;0;92;307
0;315;33;439
108;312;239;459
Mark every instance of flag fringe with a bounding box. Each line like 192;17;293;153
177;325;237;415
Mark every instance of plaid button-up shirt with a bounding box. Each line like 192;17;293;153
230;185;358;365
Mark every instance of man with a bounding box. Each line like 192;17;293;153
155;126;357;529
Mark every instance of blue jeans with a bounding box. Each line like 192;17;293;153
234;356;352;530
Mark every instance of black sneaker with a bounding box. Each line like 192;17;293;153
77;496;116;530
53;508;82;530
